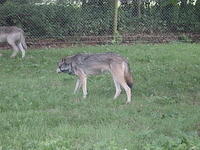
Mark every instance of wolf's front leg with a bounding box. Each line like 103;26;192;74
81;76;87;98
74;79;81;94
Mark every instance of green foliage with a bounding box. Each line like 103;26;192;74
0;43;200;149
144;136;200;150
120;0;200;33
1;0;200;37
0;1;113;37
178;34;192;42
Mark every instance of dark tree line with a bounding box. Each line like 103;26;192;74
0;0;199;37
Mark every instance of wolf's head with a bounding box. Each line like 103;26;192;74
56;56;74;75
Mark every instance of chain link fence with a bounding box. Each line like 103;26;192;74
0;0;200;48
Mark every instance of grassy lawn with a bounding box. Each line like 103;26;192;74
0;43;200;150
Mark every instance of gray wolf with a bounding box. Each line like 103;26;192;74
57;52;133;104
0;26;27;58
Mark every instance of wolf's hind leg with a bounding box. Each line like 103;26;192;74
120;82;131;104
113;79;121;99
111;66;131;104
18;43;25;58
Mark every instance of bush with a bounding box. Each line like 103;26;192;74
0;1;200;37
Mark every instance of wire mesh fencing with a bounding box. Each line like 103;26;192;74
0;0;200;48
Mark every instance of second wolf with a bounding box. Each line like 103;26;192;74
57;52;133;104
0;26;27;58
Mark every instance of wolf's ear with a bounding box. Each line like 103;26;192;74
61;58;66;62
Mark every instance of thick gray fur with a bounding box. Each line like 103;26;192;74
57;52;133;104
0;26;27;58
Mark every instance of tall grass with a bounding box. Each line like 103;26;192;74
0;43;200;150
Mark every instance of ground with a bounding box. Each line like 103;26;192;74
0;43;200;150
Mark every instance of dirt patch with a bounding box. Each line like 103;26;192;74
1;33;199;50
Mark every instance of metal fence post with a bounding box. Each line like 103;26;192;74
113;0;119;42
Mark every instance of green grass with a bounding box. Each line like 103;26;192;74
0;43;200;150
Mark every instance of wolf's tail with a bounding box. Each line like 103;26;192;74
20;32;27;50
124;62;133;89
